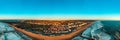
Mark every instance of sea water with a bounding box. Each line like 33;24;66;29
0;22;32;40
73;21;119;40
101;20;120;40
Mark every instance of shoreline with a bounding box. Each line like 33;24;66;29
10;21;94;40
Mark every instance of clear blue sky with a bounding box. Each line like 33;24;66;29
0;0;120;20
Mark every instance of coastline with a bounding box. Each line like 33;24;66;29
9;21;94;40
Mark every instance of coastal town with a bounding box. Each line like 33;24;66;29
6;20;94;40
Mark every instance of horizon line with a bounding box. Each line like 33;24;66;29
0;18;120;20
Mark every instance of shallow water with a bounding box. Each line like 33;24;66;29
0;22;32;40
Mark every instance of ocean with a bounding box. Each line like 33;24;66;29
101;20;120;40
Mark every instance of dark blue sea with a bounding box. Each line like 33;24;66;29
101;20;120;40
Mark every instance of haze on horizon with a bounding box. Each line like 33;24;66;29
0;0;120;20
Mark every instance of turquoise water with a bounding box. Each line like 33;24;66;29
101;20;120;33
101;20;120;40
0;22;32;40
73;21;115;40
